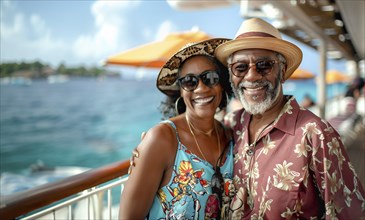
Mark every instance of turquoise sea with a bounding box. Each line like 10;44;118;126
0;78;164;174
0;77;347;194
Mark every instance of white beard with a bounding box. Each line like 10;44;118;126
231;76;281;115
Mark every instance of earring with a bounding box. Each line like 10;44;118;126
175;97;185;115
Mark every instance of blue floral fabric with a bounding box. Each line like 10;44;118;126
147;120;234;220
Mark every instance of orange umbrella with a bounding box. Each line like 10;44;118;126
325;70;350;84
289;68;315;80
105;29;211;68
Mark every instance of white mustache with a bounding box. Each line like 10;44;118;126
239;80;270;89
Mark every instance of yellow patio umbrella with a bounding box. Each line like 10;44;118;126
105;29;211;68
289;68;315;80
325;70;350;84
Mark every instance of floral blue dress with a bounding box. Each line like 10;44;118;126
147;120;234;220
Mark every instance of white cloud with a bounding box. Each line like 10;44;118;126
73;1;142;65
0;0;143;67
154;20;177;41
0;0;179;68
1;1;69;66
29;14;48;36
140;20;179;45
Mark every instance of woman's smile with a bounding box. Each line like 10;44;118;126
192;96;215;106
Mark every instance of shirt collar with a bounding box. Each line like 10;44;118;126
273;95;299;135
241;95;299;136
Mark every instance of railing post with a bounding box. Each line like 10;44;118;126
318;39;327;119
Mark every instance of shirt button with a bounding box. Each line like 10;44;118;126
247;149;254;156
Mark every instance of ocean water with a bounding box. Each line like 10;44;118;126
0;77;346;194
0;78;164;175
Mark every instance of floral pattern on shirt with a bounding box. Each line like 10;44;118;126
226;96;365;219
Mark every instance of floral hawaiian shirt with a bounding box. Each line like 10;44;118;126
225;96;365;219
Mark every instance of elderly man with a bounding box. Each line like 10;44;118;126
215;18;365;219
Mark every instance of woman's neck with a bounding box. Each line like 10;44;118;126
185;113;216;136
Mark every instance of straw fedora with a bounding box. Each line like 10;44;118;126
157;38;229;97
215;18;303;80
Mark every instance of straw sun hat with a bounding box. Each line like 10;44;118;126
215;18;303;80
157;38;229;97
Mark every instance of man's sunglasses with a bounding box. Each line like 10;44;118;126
229;60;279;77
177;70;220;92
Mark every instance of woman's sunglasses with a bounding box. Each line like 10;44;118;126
211;166;224;219
210;148;227;220
229;60;279;77
177;70;220;92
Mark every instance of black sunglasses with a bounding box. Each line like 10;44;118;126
229;60;279;77
212;166;224;215
177;70;220;92
211;151;226;220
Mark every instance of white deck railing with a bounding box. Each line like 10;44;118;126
21;176;128;220
0;160;130;220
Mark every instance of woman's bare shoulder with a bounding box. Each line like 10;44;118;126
136;122;177;163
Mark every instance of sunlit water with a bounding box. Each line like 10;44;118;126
0;78;164;173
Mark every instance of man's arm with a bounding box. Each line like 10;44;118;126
310;122;365;218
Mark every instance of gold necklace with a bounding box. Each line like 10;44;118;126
188;120;214;136
185;114;221;164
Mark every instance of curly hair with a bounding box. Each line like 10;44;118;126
158;55;233;120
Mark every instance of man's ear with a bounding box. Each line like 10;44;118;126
281;64;288;83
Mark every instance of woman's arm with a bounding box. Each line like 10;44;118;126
119;123;175;219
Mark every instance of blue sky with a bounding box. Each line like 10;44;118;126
1;0;347;78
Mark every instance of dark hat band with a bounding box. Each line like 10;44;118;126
236;32;276;39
